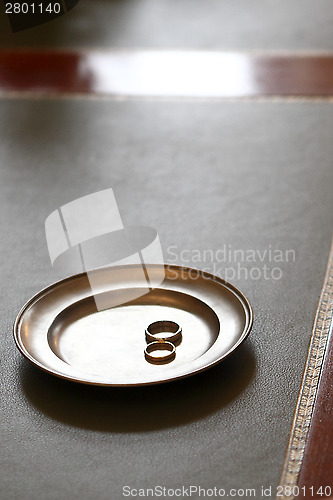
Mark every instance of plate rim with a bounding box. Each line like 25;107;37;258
13;264;253;387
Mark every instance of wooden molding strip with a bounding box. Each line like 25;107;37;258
297;332;333;496
1;50;333;98
277;238;333;499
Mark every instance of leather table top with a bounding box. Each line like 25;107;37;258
1;0;333;51
1;98;333;498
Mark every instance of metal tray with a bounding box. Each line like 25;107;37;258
13;265;253;386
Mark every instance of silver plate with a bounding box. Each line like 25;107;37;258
14;265;253;386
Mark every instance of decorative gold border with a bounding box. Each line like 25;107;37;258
2;91;333;103
277;238;333;499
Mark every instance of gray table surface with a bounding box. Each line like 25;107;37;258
0;98;332;499
1;0;333;51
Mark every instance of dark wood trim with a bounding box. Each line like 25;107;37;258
297;330;333;498
1;50;333;97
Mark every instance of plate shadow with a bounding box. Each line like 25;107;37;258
20;341;256;433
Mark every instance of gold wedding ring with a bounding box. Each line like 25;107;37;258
144;341;176;364
145;320;182;345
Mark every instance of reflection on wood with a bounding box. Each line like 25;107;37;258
0;50;333;97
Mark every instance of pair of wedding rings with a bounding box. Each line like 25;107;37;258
144;320;182;364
